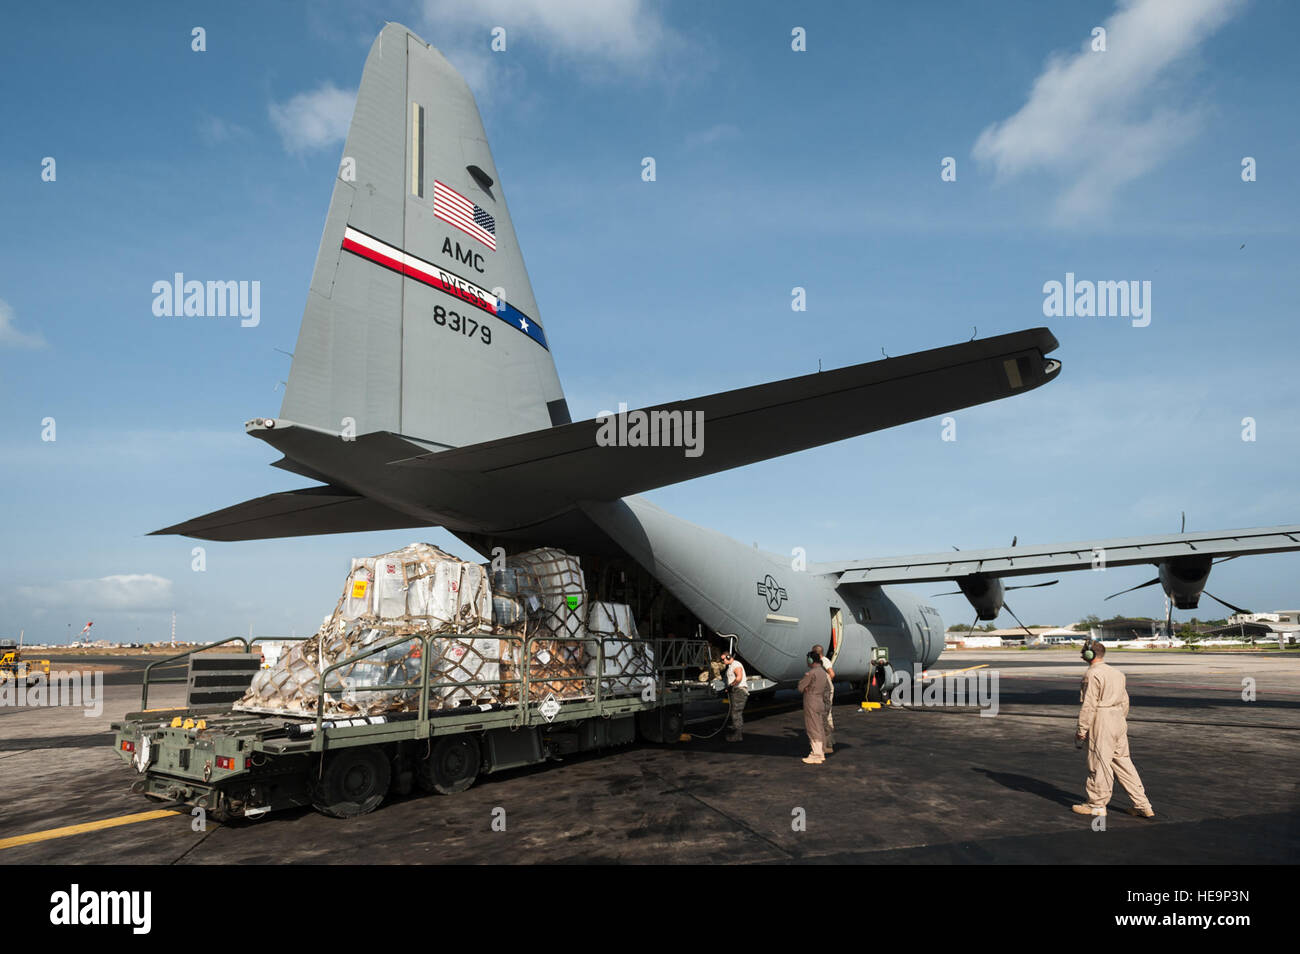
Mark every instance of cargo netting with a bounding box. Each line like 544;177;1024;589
237;544;652;717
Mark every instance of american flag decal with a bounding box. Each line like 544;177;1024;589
434;179;497;251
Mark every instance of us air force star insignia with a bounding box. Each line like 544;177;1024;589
519;317;529;331
756;574;788;612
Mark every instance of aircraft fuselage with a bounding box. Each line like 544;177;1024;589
580;497;942;685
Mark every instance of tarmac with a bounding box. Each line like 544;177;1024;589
1;649;1296;864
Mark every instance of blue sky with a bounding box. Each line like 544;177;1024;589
2;0;1297;644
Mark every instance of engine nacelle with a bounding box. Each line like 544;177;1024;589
1158;555;1212;610
957;574;1005;621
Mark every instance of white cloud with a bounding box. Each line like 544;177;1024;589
684;124;740;151
424;0;674;66
18;574;174;612
198;115;251;145
972;0;1244;218
436;43;528;106
0;298;45;349
269;83;356;153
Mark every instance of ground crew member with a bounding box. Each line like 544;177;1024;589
812;643;835;753
720;651;747;742
1073;640;1155;818
797;650;832;764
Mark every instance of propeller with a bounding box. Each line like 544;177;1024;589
1001;601;1037;641
1203;591;1251;616
1104;577;1160;601
1106;515;1183;601
1106;581;1250;615
943;601;1039;641
1106;514;1252;619
930;536;1055;640
930;579;1059;597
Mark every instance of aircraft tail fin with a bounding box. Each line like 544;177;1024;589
279;22;569;451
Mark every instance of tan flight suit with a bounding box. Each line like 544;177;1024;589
798;665;832;761
1077;661;1152;812
822;664;835;751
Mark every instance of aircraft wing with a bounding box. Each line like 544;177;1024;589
154;328;1060;540
824;526;1300;585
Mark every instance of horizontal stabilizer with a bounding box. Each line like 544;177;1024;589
391;328;1060;517
157;329;1060;539
151;486;435;542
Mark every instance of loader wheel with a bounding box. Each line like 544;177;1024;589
310;748;391;818
417;736;481;795
637;707;684;744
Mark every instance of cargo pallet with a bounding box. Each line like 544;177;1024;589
112;633;716;819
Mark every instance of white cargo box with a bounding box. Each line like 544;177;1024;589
241;543;496;716
585;602;655;696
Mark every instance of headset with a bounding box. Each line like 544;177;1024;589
1081;640;1096;662
807;651;822;666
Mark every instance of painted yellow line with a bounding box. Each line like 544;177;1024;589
0;809;181;850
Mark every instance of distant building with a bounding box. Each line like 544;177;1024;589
1202;619;1299;645
946;635;1005;648
1089;618;1164;642
1228;610;1300;626
1029;627;1085;645
945;626;1077;648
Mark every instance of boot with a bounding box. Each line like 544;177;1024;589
802;741;825;764
1071;803;1106;816
1124;806;1155;818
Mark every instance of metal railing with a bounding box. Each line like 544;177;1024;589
140;624;714;736
140;636;249;710
139;635;309;709
304;630;712;737
314;632;433;732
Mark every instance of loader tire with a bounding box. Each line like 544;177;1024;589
416;736;481;795
310;747;391;818
637;706;684;744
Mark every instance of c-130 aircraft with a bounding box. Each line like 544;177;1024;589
156;23;1300;692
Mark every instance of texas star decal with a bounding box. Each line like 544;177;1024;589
338;225;548;350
